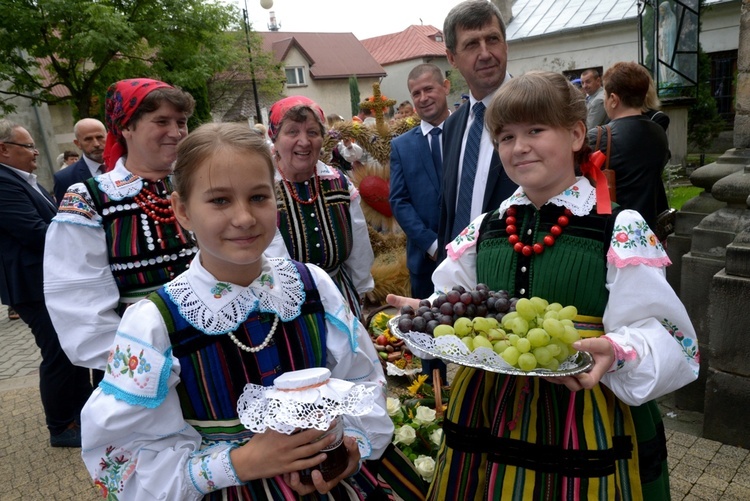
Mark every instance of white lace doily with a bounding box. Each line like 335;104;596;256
385;362;422;377
388;317;593;377
237;368;376;435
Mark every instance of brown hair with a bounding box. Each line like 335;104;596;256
128;87;196;129
444;0;506;53
274;106;326;142
173;122;274;202
485;71;590;166
602;62;651;109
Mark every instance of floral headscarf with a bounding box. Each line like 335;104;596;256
102;78;173;170
267;96;325;142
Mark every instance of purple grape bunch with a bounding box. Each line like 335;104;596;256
397;284;518;335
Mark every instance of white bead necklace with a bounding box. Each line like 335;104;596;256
227;314;280;353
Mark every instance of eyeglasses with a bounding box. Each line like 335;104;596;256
3;141;38;151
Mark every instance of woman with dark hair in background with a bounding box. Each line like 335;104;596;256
587;61;671;231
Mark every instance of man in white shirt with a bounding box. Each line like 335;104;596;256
437;0;517;261
390;63;452;383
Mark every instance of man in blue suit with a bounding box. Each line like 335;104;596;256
437;0;517;262
53;118;106;204
390;63;451;383
0;120;93;447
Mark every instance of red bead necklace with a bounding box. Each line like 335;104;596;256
135;180;176;224
505;206;572;256
277;166;321;205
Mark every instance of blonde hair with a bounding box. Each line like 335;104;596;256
485;71;590;165
173;123;274;201
642;77;661;112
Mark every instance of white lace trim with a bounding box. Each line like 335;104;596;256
95;158;145;201
498;177;597;217
164;254;305;334
236;379;376;434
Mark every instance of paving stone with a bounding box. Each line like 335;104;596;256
718;444;750;461
672;463;705;484
683;454;710;471
670;477;693;498
690;483;723;500
705;462;739;482
723;482;750;499
669;442;690;460
697;472;729;490
671;431;699;448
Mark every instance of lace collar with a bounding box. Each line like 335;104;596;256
94;158;146;200
164;253;305;335
498;176;597;217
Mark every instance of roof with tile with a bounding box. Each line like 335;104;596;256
259;31;385;79
361;25;446;65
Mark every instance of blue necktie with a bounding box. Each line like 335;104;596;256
429;127;442;172
453;101;485;238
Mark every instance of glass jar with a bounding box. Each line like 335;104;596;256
298;415;349;483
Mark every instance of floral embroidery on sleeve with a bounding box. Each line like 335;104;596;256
99;335;171;409
607;210;672;268
661;318;700;374
94;446;137;500
446;221;479;260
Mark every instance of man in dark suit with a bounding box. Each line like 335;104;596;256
0;119;93;447
437;0;517;262
53;118;106;204
390;63;451;383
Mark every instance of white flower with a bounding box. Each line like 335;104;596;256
429;427;443;447
413;455;436;482
413;406;437;425
386;397;402;417
393;425;416;446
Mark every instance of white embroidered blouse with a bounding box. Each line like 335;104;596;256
436;177;699;406
80;254;392;500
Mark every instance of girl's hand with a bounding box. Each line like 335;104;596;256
229;427;336;483
283;436;362;496
543;337;615;392
386;294;420;311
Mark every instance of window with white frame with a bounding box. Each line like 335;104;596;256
285;67;306;87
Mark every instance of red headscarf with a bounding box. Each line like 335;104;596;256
102;78;174;170
267;96;325;141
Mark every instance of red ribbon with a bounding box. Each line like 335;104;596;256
580;150;612;215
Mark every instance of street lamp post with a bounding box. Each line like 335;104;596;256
242;0;264;124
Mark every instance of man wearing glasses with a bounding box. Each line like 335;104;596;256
0;119;93;447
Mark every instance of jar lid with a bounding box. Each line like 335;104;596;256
237;368;375;435
273;367;331;390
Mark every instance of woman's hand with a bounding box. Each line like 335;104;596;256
283;436;362;496
229;427;335;483
543;337;615;392
386;294;420;311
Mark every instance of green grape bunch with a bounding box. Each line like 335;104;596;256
396;285;581;372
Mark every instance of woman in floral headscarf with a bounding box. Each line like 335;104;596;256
44;78;198;374
266;96;374;319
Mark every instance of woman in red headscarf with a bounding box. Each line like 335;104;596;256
266;96;374;319
44;78;198;374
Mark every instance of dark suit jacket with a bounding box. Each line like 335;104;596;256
389;126;441;277
0;164;57;305
53;157;94;205
437;101;516;262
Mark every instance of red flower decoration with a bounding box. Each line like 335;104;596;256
128;356;139;371
94;480;108;497
616;232;629;242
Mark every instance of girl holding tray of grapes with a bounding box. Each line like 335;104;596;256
387;71;698;500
